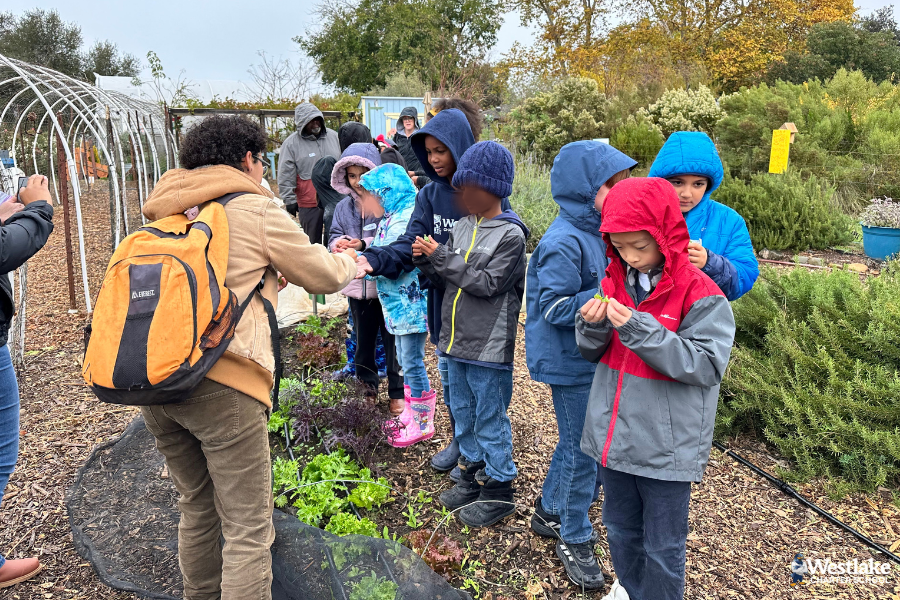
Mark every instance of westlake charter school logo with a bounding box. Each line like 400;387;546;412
790;552;892;587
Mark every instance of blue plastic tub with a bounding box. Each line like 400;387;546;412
862;225;900;260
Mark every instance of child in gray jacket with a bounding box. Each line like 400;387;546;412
576;177;735;600
412;141;528;529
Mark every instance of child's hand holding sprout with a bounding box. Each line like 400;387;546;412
412;234;438;257
581;292;633;327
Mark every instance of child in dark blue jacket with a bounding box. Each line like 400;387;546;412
648;132;759;300
357;108;510;479
525;141;636;589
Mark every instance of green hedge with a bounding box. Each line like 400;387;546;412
715;170;854;252
718;264;900;493
513;158;557;253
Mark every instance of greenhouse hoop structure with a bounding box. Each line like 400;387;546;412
0;54;176;365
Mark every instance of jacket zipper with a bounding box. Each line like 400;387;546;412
446;217;482;353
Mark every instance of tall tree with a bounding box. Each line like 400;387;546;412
0;9;139;81
299;0;503;94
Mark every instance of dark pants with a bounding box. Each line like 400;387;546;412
348;298;403;399
297;206;324;245
597;465;691;600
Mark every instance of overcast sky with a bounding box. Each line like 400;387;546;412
33;1;891;87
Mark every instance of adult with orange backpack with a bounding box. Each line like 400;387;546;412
84;116;357;600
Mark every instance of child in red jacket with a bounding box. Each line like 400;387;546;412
576;178;736;600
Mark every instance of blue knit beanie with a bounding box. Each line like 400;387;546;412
451;141;514;198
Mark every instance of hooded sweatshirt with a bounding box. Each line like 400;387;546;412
143;166;356;406
360;164;427;335
277;103;340;207
525;141;637;386
329;143;382;300
648;132;759;300
338;121;373;150
392;106;423;173
415;209;528;365
363;108;509;345
314;122;374;239
575;177;735;482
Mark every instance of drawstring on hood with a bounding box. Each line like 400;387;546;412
551;141;638;236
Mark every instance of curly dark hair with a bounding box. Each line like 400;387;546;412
433;98;483;139
179;115;268;170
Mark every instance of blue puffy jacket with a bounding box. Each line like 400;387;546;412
648;132;759;300
525;141;637;386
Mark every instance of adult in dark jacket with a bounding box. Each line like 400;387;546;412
313;122;374;241
278;103;340;243
392;106;423;174
356;108;509;478
0;175;54;589
524;141;636;589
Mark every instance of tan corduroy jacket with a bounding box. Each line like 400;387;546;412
143;165;356;406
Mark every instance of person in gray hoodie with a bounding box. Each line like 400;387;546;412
278;103;340;243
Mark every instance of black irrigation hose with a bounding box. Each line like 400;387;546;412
518;318;900;566
713;441;900;566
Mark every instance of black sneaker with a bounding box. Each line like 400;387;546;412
530;496;562;539
439;460;484;510
458;472;516;528
556;538;605;590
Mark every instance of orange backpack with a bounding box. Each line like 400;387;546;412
83;193;280;406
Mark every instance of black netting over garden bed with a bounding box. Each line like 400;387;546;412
67;416;471;600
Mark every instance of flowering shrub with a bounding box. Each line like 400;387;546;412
639;85;725;136
504;77;609;166
860;197;900;228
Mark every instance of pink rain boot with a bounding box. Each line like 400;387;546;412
386;389;436;448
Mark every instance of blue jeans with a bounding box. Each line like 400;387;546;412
437;355;451;409
447;359;515;481
395;333;429;397
540;383;596;544
597;465;691;600
0;344;20;569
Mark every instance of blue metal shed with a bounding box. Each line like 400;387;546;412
358;97;429;140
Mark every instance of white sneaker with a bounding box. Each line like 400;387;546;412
601;579;631;600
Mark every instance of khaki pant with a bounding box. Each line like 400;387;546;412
141;380;274;600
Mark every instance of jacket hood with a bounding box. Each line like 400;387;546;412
312;156;343;208
410;108;475;187
331;143;382;199
338;122;372;152
379;146;408;170
493;209;530;239
295;103;326;138
359;163;417;215
143;165;272;220
648;132;724;208
551;141;638;235
398;106;421;133
600;177;690;276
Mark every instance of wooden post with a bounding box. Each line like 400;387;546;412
56;129;77;311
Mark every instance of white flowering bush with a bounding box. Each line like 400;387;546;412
860;197;900;228
639;85;725;136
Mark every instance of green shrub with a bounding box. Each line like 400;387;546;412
609;115;665;170
638;85;724;137
504;77;608;166
718;264;900;492
513;157;557;253
715;170;854;252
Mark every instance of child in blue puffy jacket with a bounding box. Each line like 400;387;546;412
648;132;759;300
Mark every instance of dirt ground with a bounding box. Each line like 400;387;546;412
1;187;898;599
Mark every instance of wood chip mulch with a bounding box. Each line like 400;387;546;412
1;186;898;599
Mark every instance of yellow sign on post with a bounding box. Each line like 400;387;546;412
768;129;792;174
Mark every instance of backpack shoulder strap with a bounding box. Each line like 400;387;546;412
213;192;250;206
236;276;282;412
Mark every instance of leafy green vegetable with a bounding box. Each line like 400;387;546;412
348;574;397;600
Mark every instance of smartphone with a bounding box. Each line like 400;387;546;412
17;177;27;191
